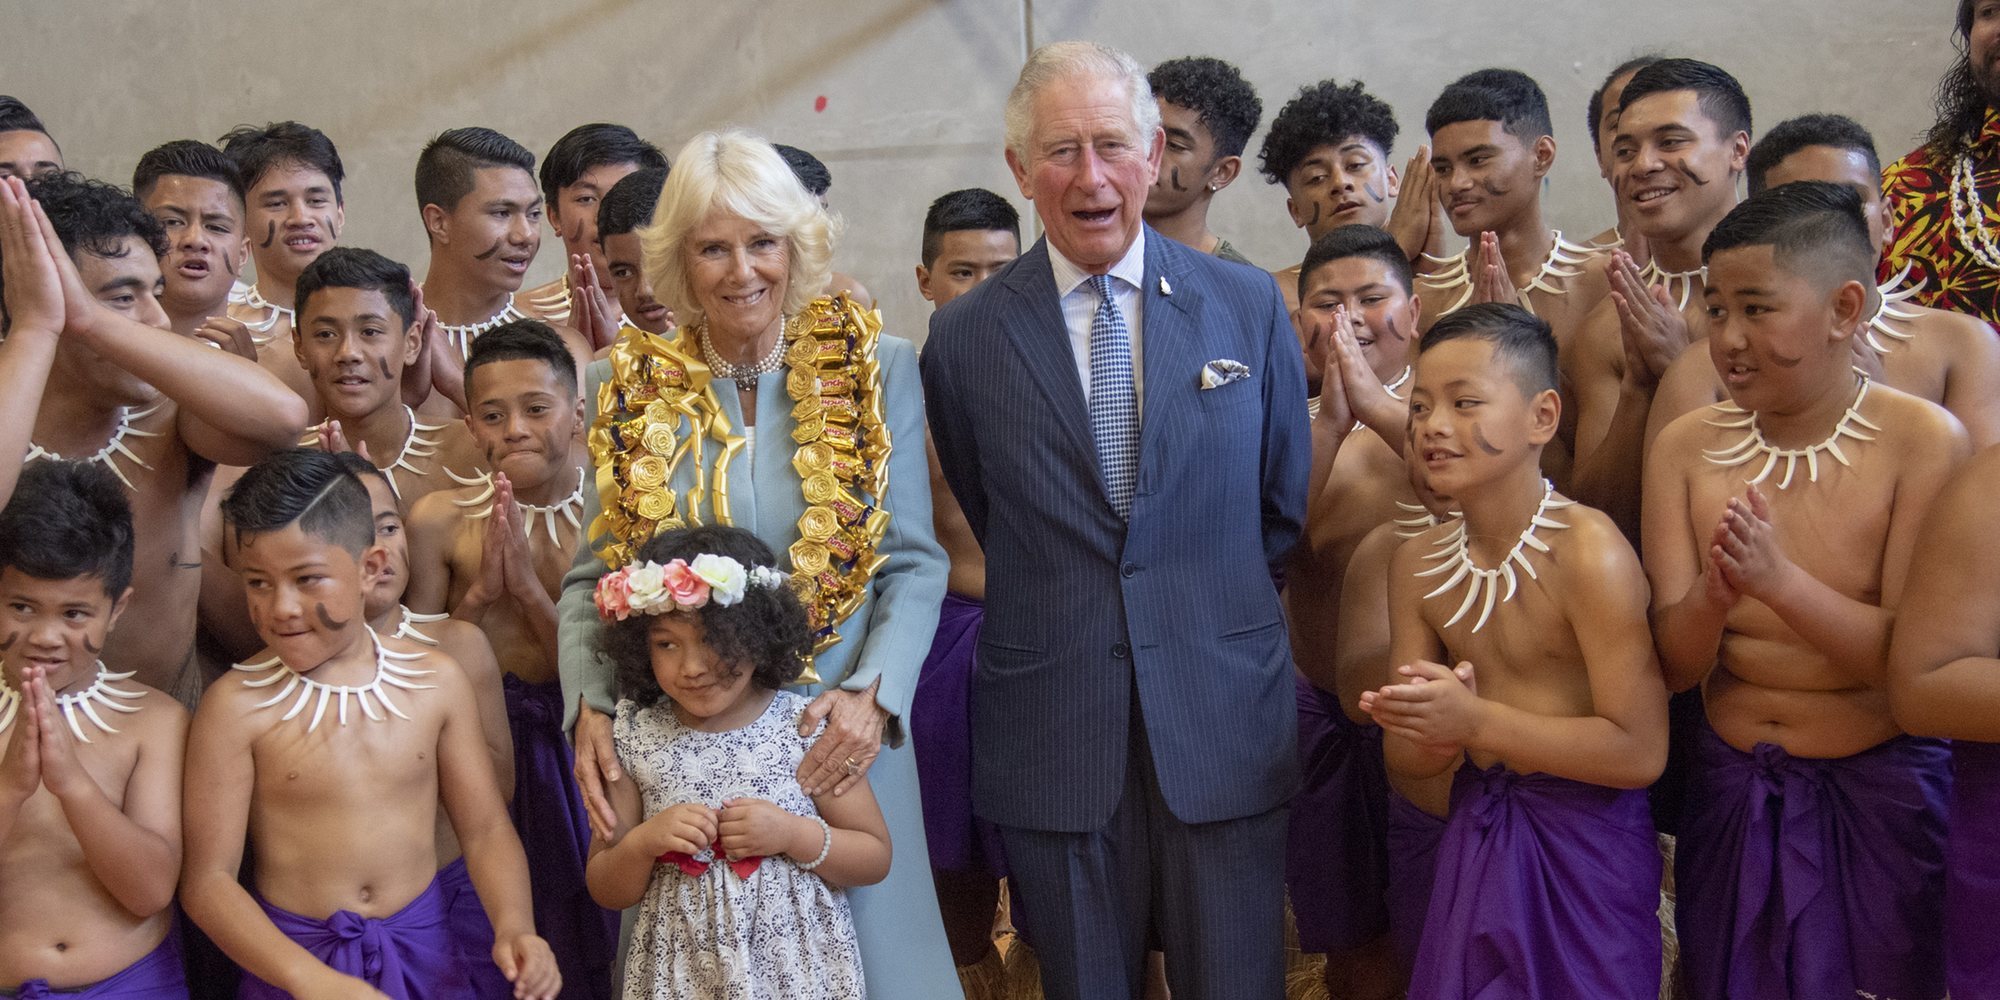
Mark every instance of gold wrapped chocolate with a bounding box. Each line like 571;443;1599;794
629;455;668;489
642;425;676;456
802;472;839;505
798;506;839;543
790;540;831;576
634;490;674;522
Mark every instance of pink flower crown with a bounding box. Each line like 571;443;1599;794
595;554;790;622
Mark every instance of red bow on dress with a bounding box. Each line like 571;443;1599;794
657;847;764;879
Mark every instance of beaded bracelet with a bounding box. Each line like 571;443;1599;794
797;815;833;872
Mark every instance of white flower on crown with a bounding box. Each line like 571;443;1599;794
691;553;749;606
624;562;674;616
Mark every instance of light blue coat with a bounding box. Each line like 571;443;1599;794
556;330;958;998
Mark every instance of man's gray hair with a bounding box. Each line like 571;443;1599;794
1003;41;1162;160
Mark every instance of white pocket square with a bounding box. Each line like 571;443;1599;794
1200;359;1251;390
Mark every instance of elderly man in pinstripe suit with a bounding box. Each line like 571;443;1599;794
921;40;1311;1000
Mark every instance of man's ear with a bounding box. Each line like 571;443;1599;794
1005;148;1034;201
360;543;390;589
1207;154;1243;193
105;585;136;633
1528;386;1562;444
1532;136;1557;180
914;264;934;303
422;203;449;245
1385;163;1402;200
1829;278;1872;345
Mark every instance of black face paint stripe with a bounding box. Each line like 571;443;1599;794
1471;425;1504;456
0;632;17;652
1168;166;1188;192
314;603;350;630
258;220;277;249
81;636;101;654
473;239;503;261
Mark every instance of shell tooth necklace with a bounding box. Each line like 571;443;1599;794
439;294;529;361
1638;259;1709;311
0;664;148;742
1701;374;1878;489
231;281;295;339
25;404;163;492
1864;265;1928;354
1393;500;1454;539
307;406;447;500
1414;479;1574;632
232;628;435;732
445;467;586;543
1420;230;1599;315
391;606;449;646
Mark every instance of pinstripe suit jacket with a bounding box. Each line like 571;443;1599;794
921;230;1310;832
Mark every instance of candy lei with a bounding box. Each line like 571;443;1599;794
587;293;893;681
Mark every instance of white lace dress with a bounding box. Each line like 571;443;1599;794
614;691;865;999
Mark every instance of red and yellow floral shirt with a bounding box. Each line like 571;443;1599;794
1884;110;2000;324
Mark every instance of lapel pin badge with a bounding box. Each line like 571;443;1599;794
1159;276;1172;296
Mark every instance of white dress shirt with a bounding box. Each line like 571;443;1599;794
1049;230;1148;415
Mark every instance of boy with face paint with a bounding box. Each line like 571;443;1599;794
403;321;613;997
1644;183;1970;1000
187;448;557;1000
1142;56;1260;265
132;140;254;347
0;97;61;181
0;174;309;702
1258;80;1443;322
594;166;672;335
521;123;667;345
0;461;190;998
1582;57;1664;251
908;185;1022;976
1362;302;1669;997
1418;70;1612;346
334;451;517;1000
414;128;593;425
219;122;348;409
1563;58;1751;537
294;248;481;511
1284;223;1427;998
1648;117;2000;449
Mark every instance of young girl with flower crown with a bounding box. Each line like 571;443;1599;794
582;524;890;999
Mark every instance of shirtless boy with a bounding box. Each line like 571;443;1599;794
1564;58;1750;533
132;140;253;345
404;320;611;996
1582;57;1663;250
1142;56;1260;264
2;173;307;702
1418;69;1611;346
338;450;516;1000
1649;117;2000;448
594;166;673;335
520;123;666;341
220;122;346;406
413;128;592;423
1363;302;1668;997
0;461;189;998
183;448;557;999
1644;182;1968;1000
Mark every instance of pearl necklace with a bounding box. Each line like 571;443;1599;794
25;404;164;491
1414;479;1574;633
1702;374;1879;489
1951;152;2000;271
699;322;789;381
232;628;435;733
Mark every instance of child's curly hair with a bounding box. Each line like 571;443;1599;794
599;524;813;706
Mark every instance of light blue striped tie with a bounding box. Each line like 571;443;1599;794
1087;273;1138;519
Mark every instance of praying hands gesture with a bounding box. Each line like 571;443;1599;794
454;473;561;670
1607;250;1690;389
1384;145;1446;268
400;282;466;413
1709;485;1794;605
1325;305;1408;453
567;253;621;351
1468;231;1517;306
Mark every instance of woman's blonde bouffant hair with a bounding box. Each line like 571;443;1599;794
640;129;838;326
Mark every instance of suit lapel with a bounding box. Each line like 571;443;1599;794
998;238;1094;460
1137;229;1202;473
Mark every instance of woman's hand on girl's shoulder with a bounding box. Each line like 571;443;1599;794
637;801;719;856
